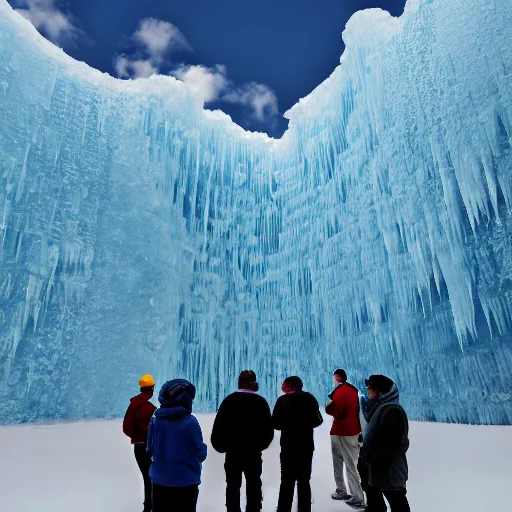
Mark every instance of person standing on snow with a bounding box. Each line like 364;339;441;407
272;376;323;512
357;393;371;501
211;370;274;512
147;379;207;512
123;374;157;512
360;375;410;512
325;368;365;508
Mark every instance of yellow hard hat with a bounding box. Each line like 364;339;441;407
139;374;155;387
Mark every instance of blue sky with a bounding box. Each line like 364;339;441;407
9;0;406;137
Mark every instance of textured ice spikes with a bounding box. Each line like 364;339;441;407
0;0;512;423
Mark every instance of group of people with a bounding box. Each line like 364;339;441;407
123;369;411;512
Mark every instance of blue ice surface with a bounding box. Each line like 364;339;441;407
0;0;511;424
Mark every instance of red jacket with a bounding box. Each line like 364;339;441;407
123;392;156;444
325;382;361;436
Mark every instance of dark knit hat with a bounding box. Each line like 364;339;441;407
158;379;196;407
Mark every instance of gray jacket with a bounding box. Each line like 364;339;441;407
361;403;409;490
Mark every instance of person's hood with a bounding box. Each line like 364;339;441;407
130;392;153;406
363;382;400;423
156;379;196;417
154;404;189;420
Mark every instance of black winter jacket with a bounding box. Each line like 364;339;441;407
361;403;409;490
272;391;323;453
211;392;274;454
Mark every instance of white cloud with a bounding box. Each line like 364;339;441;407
115;17;192;80
134;18;192;62
223;82;279;123
129;60;158;79
114;56;130;78
114;56;157;79
113;17;279;127
170;66;279;125
172;64;228;104
16;0;78;45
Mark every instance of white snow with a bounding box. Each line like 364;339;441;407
0;414;510;512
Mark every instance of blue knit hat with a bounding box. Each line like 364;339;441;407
158;379;196;406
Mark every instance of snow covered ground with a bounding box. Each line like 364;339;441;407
0;414;510;511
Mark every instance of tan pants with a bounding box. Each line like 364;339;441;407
331;434;364;502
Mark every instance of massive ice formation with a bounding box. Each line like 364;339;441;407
0;0;511;424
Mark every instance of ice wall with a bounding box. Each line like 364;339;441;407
0;0;511;424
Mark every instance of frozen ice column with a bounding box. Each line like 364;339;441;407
0;0;511;424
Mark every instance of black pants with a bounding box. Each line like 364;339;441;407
152;482;199;512
277;450;313;512
225;451;263;512
134;443;153;512
357;455;369;492
366;485;410;512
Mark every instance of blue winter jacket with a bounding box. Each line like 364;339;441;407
147;406;207;487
